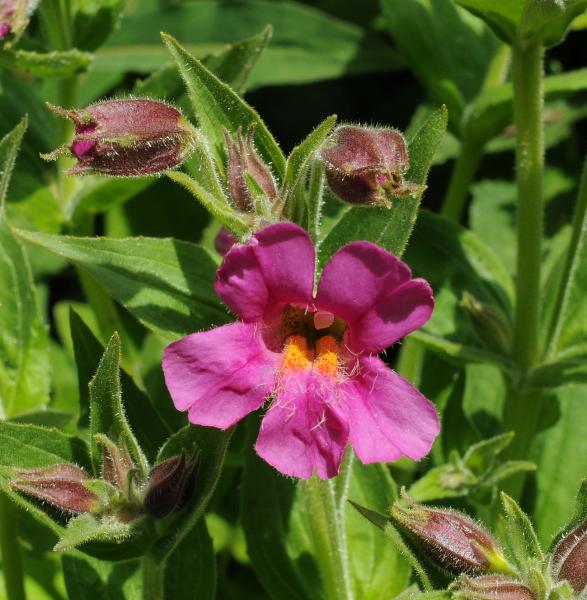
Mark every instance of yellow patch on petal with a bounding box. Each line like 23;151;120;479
281;335;312;372
315;335;340;379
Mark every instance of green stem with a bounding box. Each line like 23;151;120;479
141;552;163;600
0;495;26;600
440;135;484;222
501;43;545;496
303;477;353;600
511;43;544;372
546;157;587;358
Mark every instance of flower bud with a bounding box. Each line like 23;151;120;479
97;435;136;494
319;125;424;207
11;464;99;513
214;227;237;256
452;575;535;599
143;452;196;518
224;126;277;212
42;99;197;177
391;493;512;575
460;291;512;354
552;520;587;593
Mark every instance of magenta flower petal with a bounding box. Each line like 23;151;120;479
162;322;279;429
316;241;433;353
216;222;315;321
255;371;349;479
343;356;439;463
347;278;434;353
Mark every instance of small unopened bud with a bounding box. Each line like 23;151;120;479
452;575;535;599
11;464;99;513
460;291;512;354
391;492;512;575
41;99;196;177
214;227;237;256
97;435;136;494
319;125;424;207
553;520;587;593
143;452;196;518
224;126;277;212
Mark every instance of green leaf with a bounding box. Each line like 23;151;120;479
241;447;313;600
456;0;587;47
94;1;401;90
163;519;216;600
54;513;138;553
162;32;286;180
88;333;148;476
464;432;515;474
500;492;544;571
0;48;92;79
345;461;411;598
531;384;587;545
62;554;141;600
403;210;514;366
15;230;228;342
380;0;496;129
72;0;126;52
0;121;52;418
544;158;587;359
318;105;448;265
70;309;170;461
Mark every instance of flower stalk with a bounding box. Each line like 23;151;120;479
502;42;545;489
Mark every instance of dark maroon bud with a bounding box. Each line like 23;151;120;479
11;464;99;513
319;125;424;207
214;227;237;256
452;575;535;599
98;436;136;493
143;452;196;518
553;519;587;593
391;492;513;575
41;99;197;177
224;126;277;212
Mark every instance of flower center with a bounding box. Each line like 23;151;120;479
279;306;346;378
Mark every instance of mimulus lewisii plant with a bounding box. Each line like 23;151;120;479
163;222;440;479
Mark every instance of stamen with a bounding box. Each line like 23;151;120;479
315;335;340;378
281;335;313;372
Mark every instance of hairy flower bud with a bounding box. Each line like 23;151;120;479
319;125;424;207
224;126;277;212
97;435;137;494
0;0;38;43
552;520;587;593
143;452;196;518
391;493;512;575
452;575;535;599
11;464;99;513
42;99;197;176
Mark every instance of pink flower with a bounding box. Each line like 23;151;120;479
163;223;439;479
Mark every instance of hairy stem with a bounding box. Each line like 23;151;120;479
142;552;163;600
303;477;353;600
